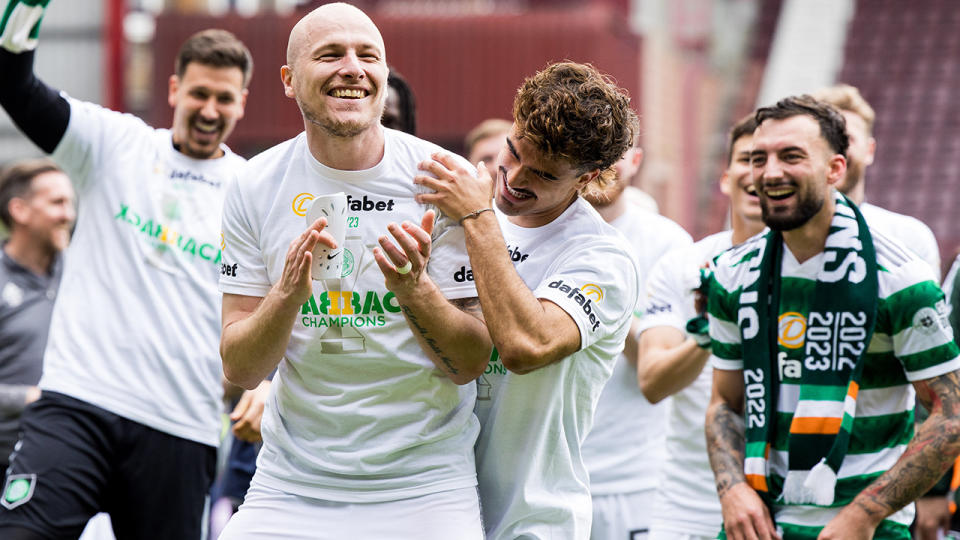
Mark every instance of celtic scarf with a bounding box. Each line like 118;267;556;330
741;191;878;506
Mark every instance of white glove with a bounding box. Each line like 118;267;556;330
0;0;51;53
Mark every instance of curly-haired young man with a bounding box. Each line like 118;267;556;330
377;61;642;539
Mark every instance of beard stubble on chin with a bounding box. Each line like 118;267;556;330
760;191;825;231
299;97;375;139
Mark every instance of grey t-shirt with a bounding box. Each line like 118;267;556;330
0;245;62;464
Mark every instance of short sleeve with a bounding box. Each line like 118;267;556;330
219;174;271;297
533;240;638;351
884;277;960;381
51;97;150;194
426;212;477;300
707;261;744;371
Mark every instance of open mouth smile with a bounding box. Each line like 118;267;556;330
329;88;368;99
763;186;796;201
500;170;535;201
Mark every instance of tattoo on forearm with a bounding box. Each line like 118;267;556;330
400;305;459;375
858;370;960;516
450;296;484;322
706;402;748;498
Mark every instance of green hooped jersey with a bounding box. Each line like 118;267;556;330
708;228;960;537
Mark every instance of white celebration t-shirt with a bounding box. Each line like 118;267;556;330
219;128;480;502
475;198;641;540
40;97;244;446
638;230;733;537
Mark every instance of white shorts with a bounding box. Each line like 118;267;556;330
591;490;655;540
218;478;484;540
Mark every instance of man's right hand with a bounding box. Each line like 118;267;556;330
0;0;51;53
272;217;336;308
720;482;782;540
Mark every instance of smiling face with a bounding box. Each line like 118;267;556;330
282;4;388;139
168;62;247;159
750;115;845;231
12;171;76;254
494;126;597;227
720;134;762;224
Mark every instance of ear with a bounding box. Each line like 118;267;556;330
577;169;601;190
630;147;644;168
826;154;846;187
168;74;179;109
864;136;876;167
281;65;295;98
719;170;732;196
237;88;249;120
7;197;28;226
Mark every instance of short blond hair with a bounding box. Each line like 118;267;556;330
811;84;875;134
464;119;512;157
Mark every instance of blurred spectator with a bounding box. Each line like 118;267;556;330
381;67;417;134
0;5;252;537
464;118;511;166
0;159;74;473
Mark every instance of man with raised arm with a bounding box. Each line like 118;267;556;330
706;96;960;539
0;2;252;538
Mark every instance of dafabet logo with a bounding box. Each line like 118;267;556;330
778;312;806;349
292;193;315;217
547;279;604;332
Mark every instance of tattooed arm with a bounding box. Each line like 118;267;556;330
706;368;781;540
819;370;960;539
375;213;492;384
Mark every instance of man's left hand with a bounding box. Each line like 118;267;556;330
413;153;494;222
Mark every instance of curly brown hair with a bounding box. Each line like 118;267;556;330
512;62;638;192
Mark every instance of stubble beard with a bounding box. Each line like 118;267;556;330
298;96;376;139
760;189;825;231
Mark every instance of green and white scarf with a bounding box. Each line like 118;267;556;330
740;191;878;506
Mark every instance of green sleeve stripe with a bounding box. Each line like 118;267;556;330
898;342;960;374
860;352;910;389
882;281;946;335
711;340;741;360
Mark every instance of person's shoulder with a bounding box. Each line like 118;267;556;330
240;134;302;181
874;229;940;296
862;202;936;240
67;96;152;132
710;229;767;290
620;209;692;243
386;128;472;170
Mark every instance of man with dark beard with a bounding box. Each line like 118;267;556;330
218;4;484;538
705;95;960;539
579;139;693;539
0;2;252;537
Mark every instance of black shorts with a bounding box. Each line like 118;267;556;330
0;392;216;540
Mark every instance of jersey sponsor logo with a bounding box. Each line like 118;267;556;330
347;194;395;212
168;168;222;188
547;279;603;332
220;263;239;277
454;266;474;283
1;474;36;510
644;302;671;316
507;245;529;263
220;232;226;250
114;203;221;265
292;193;315;217
778;312;806;349
582;283;604;302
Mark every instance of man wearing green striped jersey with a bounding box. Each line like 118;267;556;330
705;95;960;540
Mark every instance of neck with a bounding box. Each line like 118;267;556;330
595;196;627;224
304;123;385;170
781;196;836;263
730;212;766;244
844;179;865;205
4;233;55;276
